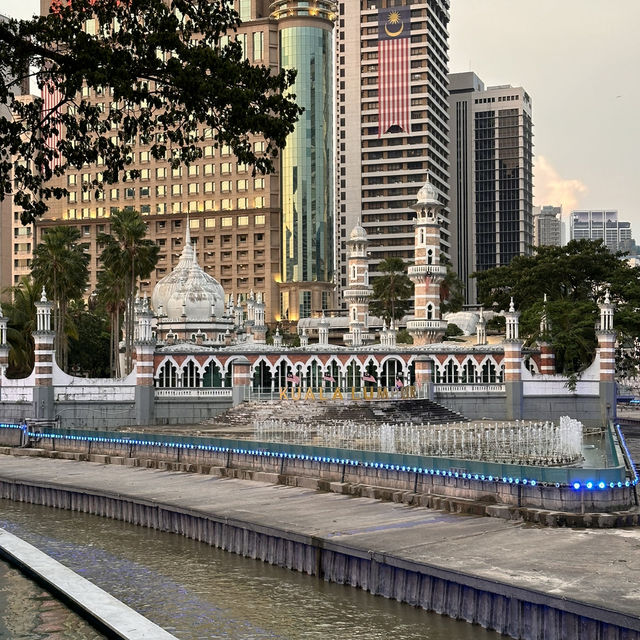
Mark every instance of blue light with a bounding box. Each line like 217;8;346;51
488;475;493;481
573;482;581;490
598;482;606;489
502;477;507;483
508;477;513;484
522;479;528;485
531;480;537;487
586;482;593;489
625;481;630;487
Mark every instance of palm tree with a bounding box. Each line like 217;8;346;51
96;266;127;378
31;226;89;371
369;257;414;324
98;209;159;373
1;277;39;378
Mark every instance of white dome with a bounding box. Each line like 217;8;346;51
414;179;440;208
151;230;225;321
349;224;367;240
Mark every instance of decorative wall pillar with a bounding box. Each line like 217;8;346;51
134;297;156;426
0;305;9;381
33;288;55;420
598;290;616;424
414;355;434;400
317;313;330;346
406;180;447;345
252;293;267;343
476;308;487;346
503;298;523;420
538;294;555;374
232;356;251;405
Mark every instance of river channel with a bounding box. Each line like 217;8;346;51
0;498;503;640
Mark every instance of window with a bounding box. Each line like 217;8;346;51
221;162;232;174
188;183;199;195
68;192;77;203
125;187;135;199
237;179;248;191
140;168;150;180
238;197;248;209
205;218;215;228
156;185;167;197
221;217;232;227
254;141;265;153
204;181;214;194
171;184;183;196
253;31;264;60
139;151;150;163
204;145;214;158
204;163;215;176
156;167;167;179
238;216;249;226
188;165;200;177
140;186;150;198
187;201;199;212
67;174;77;186
254;215;266;225
171;202;182;213
221;181;232;192
172;166;182;178
189;218;200;229
254;177;264;189
254;197;265;209
156;203;167;214
221;198;232;210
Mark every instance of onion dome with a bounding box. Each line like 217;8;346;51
151;226;225;321
349;223;367;241
411;178;441;210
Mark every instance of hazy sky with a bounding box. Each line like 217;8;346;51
3;0;639;233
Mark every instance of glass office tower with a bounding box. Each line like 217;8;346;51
271;1;336;321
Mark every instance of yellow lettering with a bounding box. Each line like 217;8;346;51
279;387;288;400
318;388;325;400
378;387;389;399
363;386;374;400
351;387;356;400
304;388;316;401
332;388;344;400
292;386;301;401
401;386;409;399
410;385;417;398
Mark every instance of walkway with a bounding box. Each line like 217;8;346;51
0;455;638;630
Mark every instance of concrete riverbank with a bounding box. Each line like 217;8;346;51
0;527;177;639
0;456;638;640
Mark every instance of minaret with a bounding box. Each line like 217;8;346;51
252;292;267;343
318;312;330;346
598;290;616;424
33;287;55;420
406;180;448;345
0;304;9;381
503;297;523;420
343;222;372;347
134;296;156;425
539;294;555;375
476;308;487;346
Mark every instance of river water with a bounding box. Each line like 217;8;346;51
0;499;503;640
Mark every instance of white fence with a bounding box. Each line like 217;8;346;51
435;384;505;394
55;386;136;402
155;388;233;398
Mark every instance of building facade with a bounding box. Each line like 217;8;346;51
448;72;534;305
32;0;336;324
570;210;632;253
335;0;451;306
535;205;562;247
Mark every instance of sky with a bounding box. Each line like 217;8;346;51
3;0;639;234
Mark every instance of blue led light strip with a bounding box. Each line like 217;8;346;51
0;423;636;491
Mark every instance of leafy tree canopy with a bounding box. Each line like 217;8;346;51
474;239;640;376
0;0;302;223
369;257;414;324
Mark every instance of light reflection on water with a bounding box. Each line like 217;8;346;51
0;499;503;639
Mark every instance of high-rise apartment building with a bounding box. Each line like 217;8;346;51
448;72;534;305
31;0;336;323
570;210;632;253
534;205;562;247
335;0;451;305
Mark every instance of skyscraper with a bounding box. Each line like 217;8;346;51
570;210;632;252
448;72;534;305
335;0;451;306
31;0;337;324
534;205;562;247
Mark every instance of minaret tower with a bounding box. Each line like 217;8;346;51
406;180;448;345
343;223;372;347
597;290;616;424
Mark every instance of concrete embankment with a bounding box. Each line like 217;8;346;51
0;456;638;640
0;527;177;639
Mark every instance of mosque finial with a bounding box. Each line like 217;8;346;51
509;297;515;313
185;215;191;247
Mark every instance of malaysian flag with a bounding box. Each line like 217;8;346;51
41;82;64;169
322;375;335;383
363;374;377;383
378;7;410;137
286;374;300;384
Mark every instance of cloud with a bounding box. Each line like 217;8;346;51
535;155;587;214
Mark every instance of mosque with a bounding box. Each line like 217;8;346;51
0;181;617;428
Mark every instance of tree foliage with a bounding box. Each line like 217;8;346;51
67;303;111;378
440;258;464;315
474;240;640;376
31;225;89;371
98;209;159;374
0;0;302;223
369;257;414;323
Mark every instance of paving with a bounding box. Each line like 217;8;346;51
0;526;177;640
0;455;638;623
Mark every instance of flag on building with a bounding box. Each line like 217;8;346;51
363;374;377;383
395;377;404;390
378;7;411;137
322;375;335;383
41;82;63;169
286;374;300;384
